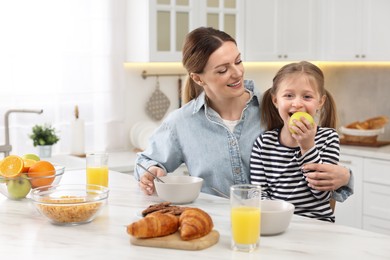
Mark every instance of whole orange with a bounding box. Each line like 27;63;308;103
27;161;56;188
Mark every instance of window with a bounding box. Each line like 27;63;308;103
0;0;126;157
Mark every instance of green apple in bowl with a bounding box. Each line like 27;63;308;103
22;153;40;161
7;174;32;200
289;112;314;134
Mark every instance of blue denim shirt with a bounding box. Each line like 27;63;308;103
134;79;353;201
135;80;261;197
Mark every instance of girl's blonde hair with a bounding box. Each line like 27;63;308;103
181;27;236;104
261;61;337;131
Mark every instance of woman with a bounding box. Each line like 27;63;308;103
135;27;352;202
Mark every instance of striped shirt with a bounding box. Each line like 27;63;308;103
250;127;340;222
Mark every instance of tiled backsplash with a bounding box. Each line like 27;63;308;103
322;64;390;141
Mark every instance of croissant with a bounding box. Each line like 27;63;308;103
127;212;179;238
179;208;213;241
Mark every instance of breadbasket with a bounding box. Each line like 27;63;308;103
340;126;384;144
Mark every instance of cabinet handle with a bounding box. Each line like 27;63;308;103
361;54;366;58
284;54;288;59
278;54;282;58
339;160;352;165
355;54;360;58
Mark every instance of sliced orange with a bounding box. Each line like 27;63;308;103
0;155;24;178
22;158;37;173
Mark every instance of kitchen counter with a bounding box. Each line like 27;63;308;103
47;150;138;172
47;150;188;175
341;144;390;160
1;170;390;259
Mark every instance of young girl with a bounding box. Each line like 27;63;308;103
250;61;339;222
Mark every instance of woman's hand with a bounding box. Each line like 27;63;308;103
302;163;350;191
138;166;166;195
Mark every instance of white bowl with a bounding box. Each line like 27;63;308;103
154;175;203;204
261;200;295;235
340;126;384;136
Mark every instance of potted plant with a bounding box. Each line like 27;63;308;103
29;124;60;158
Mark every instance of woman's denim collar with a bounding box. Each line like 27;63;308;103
192;79;258;115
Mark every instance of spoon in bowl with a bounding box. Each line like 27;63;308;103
136;163;165;183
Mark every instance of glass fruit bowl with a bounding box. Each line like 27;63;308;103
30;184;109;225
0;165;65;200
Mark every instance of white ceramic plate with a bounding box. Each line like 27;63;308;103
138;124;157;151
130;122;143;148
130;121;158;150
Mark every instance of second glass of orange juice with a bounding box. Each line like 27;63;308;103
86;153;109;188
230;184;261;252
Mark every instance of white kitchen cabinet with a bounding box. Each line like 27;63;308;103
362;158;390;235
363;216;390;235
244;0;319;61
336;152;390;235
201;0;244;52
335;154;363;229
321;0;390;61
126;0;243;62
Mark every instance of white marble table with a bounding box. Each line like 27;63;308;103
1;170;390;259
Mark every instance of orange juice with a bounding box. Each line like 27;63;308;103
86;166;109;187
231;206;261;244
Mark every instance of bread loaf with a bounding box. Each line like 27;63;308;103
179;208;213;241
346;115;389;130
366;116;389;129
127;212;179;238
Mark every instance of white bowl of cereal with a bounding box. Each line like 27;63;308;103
30;184;109;225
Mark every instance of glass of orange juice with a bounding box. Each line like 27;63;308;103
86;153;109;188
230;184;261;252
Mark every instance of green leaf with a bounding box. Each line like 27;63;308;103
28;124;60;147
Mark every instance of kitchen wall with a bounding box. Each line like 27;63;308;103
123;63;186;149
124;62;390;148
320;63;390;141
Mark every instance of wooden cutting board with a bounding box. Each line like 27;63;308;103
130;230;219;250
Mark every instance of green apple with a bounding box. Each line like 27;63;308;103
7;174;31;200
289;112;315;134
22;153;40;161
